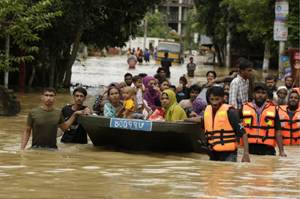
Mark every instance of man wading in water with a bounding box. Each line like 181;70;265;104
61;87;91;144
203;86;250;162
21;88;89;150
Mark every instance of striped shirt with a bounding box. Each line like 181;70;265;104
229;75;249;109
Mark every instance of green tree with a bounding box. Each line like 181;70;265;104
194;0;229;66
223;0;274;70
183;8;199;53
137;11;171;38
37;0;162;88
287;0;299;47
0;0;61;87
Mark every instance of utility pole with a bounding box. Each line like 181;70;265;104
4;34;10;88
143;18;147;51
274;0;289;79
225;6;231;68
225;26;231;68
178;0;182;36
129;22;132;49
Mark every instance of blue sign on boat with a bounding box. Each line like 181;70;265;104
110;118;152;132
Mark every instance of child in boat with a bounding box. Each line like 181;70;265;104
133;75;152;119
132;75;144;112
122;86;136;118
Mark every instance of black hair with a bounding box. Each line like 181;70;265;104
124;73;133;78
132;75;142;83
156;67;166;74
107;86;120;96
138;73;147;78
164;52;169;57
265;75;276;82
169;85;176;90
207;86;224;98
43;87;56;95
237;57;253;70
179;76;188;84
73;87;87;96
188;84;201;96
206;71;217;78
159;79;170;86
288;90;299;99
253;83;268;92
285;75;293;81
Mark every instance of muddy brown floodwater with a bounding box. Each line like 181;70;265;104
0;56;299;198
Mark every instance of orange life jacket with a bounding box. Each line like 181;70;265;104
204;104;237;152
242;102;276;147
277;105;300;145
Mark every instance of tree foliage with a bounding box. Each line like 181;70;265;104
0;0;162;88
287;0;299;47
194;0;299;67
0;0;62;72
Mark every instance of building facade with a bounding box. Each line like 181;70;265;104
158;0;194;36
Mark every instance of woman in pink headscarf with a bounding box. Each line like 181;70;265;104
143;76;161;111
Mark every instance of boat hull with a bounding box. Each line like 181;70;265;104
78;115;207;153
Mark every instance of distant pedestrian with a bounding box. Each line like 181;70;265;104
161;52;172;78
186;57;196;77
144;48;150;63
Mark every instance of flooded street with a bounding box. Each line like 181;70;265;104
0;56;299;198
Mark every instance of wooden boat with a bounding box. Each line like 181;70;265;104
78;115;207;153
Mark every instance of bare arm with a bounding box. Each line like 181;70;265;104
60;107;92;131
276;130;287;157
241;133;250;162
21;126;32;150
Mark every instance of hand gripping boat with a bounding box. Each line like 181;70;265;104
78;115;207;153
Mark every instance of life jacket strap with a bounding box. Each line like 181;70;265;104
210;138;237;146
280;127;300;132
248;134;276;141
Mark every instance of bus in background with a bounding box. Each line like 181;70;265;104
156;41;183;65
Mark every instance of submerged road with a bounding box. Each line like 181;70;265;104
0;56;298;199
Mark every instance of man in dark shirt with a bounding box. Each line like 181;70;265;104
160;52;172;78
186;57;196;77
61;87;91;144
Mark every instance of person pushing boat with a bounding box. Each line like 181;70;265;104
203;86;250;162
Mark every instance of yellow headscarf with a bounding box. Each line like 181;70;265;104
162;89;187;121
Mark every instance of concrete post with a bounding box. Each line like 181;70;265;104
143;18;147;51
225;26;231;68
278;41;285;79
4;34;10;88
178;0;183;36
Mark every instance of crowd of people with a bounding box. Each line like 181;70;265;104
127;47;151;64
21;56;300;163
